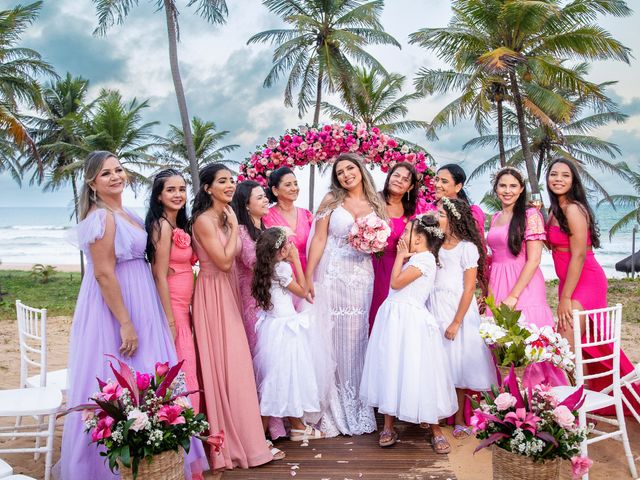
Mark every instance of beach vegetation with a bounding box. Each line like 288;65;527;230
600;162;640;239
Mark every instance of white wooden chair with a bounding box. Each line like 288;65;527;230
0;387;62;480
16;300;68;392
552;304;637;480
600;361;640;426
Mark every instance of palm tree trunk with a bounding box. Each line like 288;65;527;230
163;1;200;192
309;66;324;212
509;70;539;194
71;174;84;278
497;98;506;167
536;149;545;181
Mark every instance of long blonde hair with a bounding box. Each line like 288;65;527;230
78;150;119;220
320;153;387;220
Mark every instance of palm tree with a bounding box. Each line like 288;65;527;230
0;1;56;178
321;67;428;136
92;0;229;191
599;162;640;240
248;0;400;210
410;0;632;195
155;116;241;180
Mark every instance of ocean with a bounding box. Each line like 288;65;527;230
0;204;637;278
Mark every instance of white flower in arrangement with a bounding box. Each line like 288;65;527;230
127;408;151;432
479;320;507;345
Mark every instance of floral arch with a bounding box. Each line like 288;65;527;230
238;123;437;209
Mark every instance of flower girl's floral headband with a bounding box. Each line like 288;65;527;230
416;214;445;239
273;227;287;249
440;196;461;220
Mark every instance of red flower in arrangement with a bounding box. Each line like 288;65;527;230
172;228;191;249
238;122;436;204
136;372;152;390
157;405;186;425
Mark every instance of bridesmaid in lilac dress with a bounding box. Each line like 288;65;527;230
56;152;207;480
263;168;313;272
369;163;420;331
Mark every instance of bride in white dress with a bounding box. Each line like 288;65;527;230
305;153;388;437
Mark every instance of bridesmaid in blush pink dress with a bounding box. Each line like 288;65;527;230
263;167;313;271
547;158;640;414
146;169;201;412
369;163;420;331
231;180;287;440
191;164;279;471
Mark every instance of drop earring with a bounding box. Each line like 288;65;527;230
91;189;97;203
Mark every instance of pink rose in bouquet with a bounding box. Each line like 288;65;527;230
348;214;391;258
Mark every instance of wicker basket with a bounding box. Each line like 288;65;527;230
498;364;527;383
492;445;560;480
118;449;184;480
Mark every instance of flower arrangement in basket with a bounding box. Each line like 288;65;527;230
479;296;575;373
471;366;593;479
75;355;223;479
347;214;391;258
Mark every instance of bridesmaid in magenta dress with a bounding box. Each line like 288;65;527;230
546;158;640;414
191;164;281;470
56;153;207;480
231;180;288;441
434;164;485;237
369;163;420;331
263;167;313;271
145;169;201;412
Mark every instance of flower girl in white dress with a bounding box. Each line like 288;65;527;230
429;198;497;439
360;215;458;453
252;227;325;442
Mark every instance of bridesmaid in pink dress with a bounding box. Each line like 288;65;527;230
231;180;287;440
263;167;313;271
486;168;554;327
369;163;420;330
546;158;640;414
434;164;485;238
191;164;280;470
146;170;201;412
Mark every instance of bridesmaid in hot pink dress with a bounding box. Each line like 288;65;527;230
263;167;313;271
191;164;280;470
146;169;201;412
232;180;287;441
434;164;485;237
547;158;640;414
486;168;554;327
369;163;420;330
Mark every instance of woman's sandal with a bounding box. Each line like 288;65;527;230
266;439;286;461
378;429;398;447
452;425;473;439
431;435;451;454
290;425;325;442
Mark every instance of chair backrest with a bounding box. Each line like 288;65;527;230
16;299;48;387
572;303;622;392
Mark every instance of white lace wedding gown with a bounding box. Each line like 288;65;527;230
309;205;377;437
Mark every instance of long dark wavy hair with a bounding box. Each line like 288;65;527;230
438;164;472;204
493;167;528;257
407;214;443;266
191;163;233;229
382;162;419;218
546;158;600;248
232;180;265;242
441;197;487;295
267;167;295;203
252;227;288;311
145;169;189;264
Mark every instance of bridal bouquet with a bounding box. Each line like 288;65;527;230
348;214;391;257
76;355;223;479
479;296;575;372
471;367;592;478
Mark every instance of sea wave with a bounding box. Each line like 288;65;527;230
0;225;69;230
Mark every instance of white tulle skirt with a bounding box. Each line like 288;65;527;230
360;300;458;424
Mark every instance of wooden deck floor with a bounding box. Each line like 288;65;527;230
221;420;457;480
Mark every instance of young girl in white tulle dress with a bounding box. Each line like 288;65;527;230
429;197;497;439
360;215;458;454
251;227;325;442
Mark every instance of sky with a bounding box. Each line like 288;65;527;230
2;0;640;209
